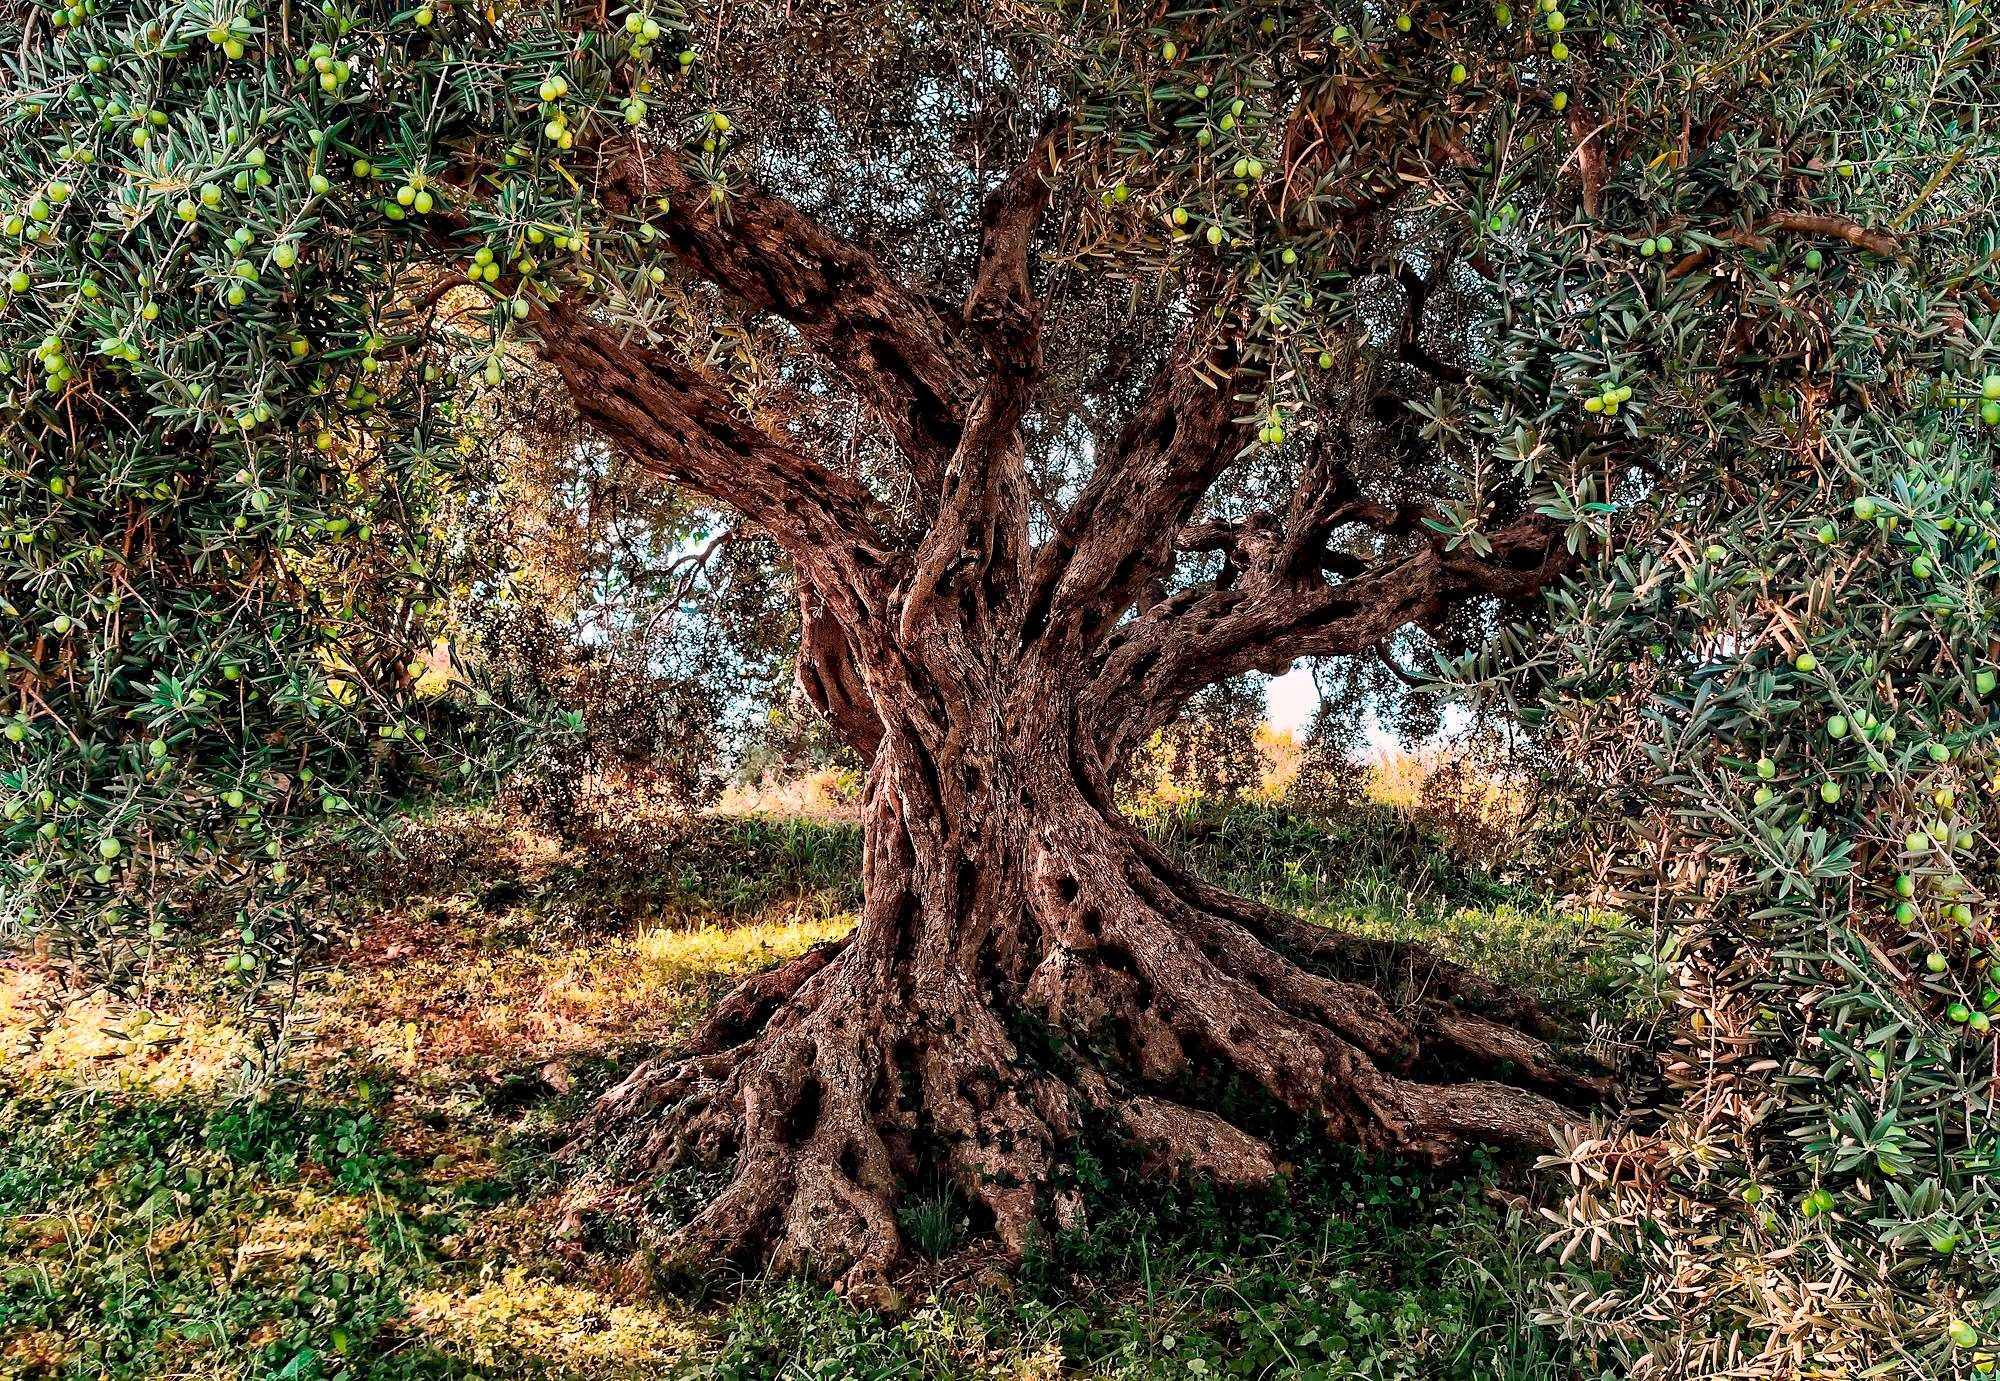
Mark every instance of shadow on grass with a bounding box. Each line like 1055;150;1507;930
0;801;1620;1379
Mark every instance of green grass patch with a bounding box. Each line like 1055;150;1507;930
0;800;1623;1379
712;1157;1570;1379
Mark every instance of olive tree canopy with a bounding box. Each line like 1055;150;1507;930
5;0;1991;1336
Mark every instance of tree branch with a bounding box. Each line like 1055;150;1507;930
597;143;981;492
533;302;894;616
1760;211;1902;257
1563;102;1608;221
963;116;1068;376
1391;263;1469;386
634;527;736;644
1020;329;1249;656
1374;641;1427;688
1019;79;1433;668
1667;211;1905;279
1086;515;1573;768
896;125;1067;646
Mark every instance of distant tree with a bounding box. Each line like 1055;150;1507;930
462;429;815;823
5;0;1974;1312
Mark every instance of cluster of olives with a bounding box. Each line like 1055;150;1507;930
383;170;439;220
1975;373;2000;427
1145;82;1272;252
231;147;277;197
94;333;141;367
298;40;354;93
1582;380;1634;415
534;72;579;147
1943;984;1998;1032
698;108;732;160
465;246;505;285
621;6;675;66
2;208;48;243
622;9;665;42
104;99;174;152
29;336;72;395
4;177;70;246
204;15;256;59
45;0;96;30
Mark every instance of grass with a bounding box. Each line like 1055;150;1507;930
0;799;1626;1380
709;1157;1573;1380
1138;799;1630;1024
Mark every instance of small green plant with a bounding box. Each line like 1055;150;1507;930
896;1186;964;1262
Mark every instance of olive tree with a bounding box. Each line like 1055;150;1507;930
4;0;1980;1312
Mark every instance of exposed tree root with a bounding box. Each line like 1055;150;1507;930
1093;1083;1281;1188
563;811;1604;1295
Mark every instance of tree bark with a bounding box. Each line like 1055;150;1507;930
568;662;1602;1296
538;131;1595;1296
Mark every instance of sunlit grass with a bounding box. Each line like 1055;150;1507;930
713;765;864;819
634;914;852;981
1315;892;1626;1020
309;909;852;1098
407;1272;705;1375
0;826;867;1380
0;785;1612;1380
1366;744;1436;810
0;967;259;1097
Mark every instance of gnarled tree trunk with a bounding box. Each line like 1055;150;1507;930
534;113;1597;1294
570;649;1600;1293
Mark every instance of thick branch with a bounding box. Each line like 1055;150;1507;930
896;382;1037;650
535;303;893;616
963;118;1068;375
1089;514;1574;767
1022;331;1248;655
1180;447;1441;602
897;127;1068;649
598;144;980;490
